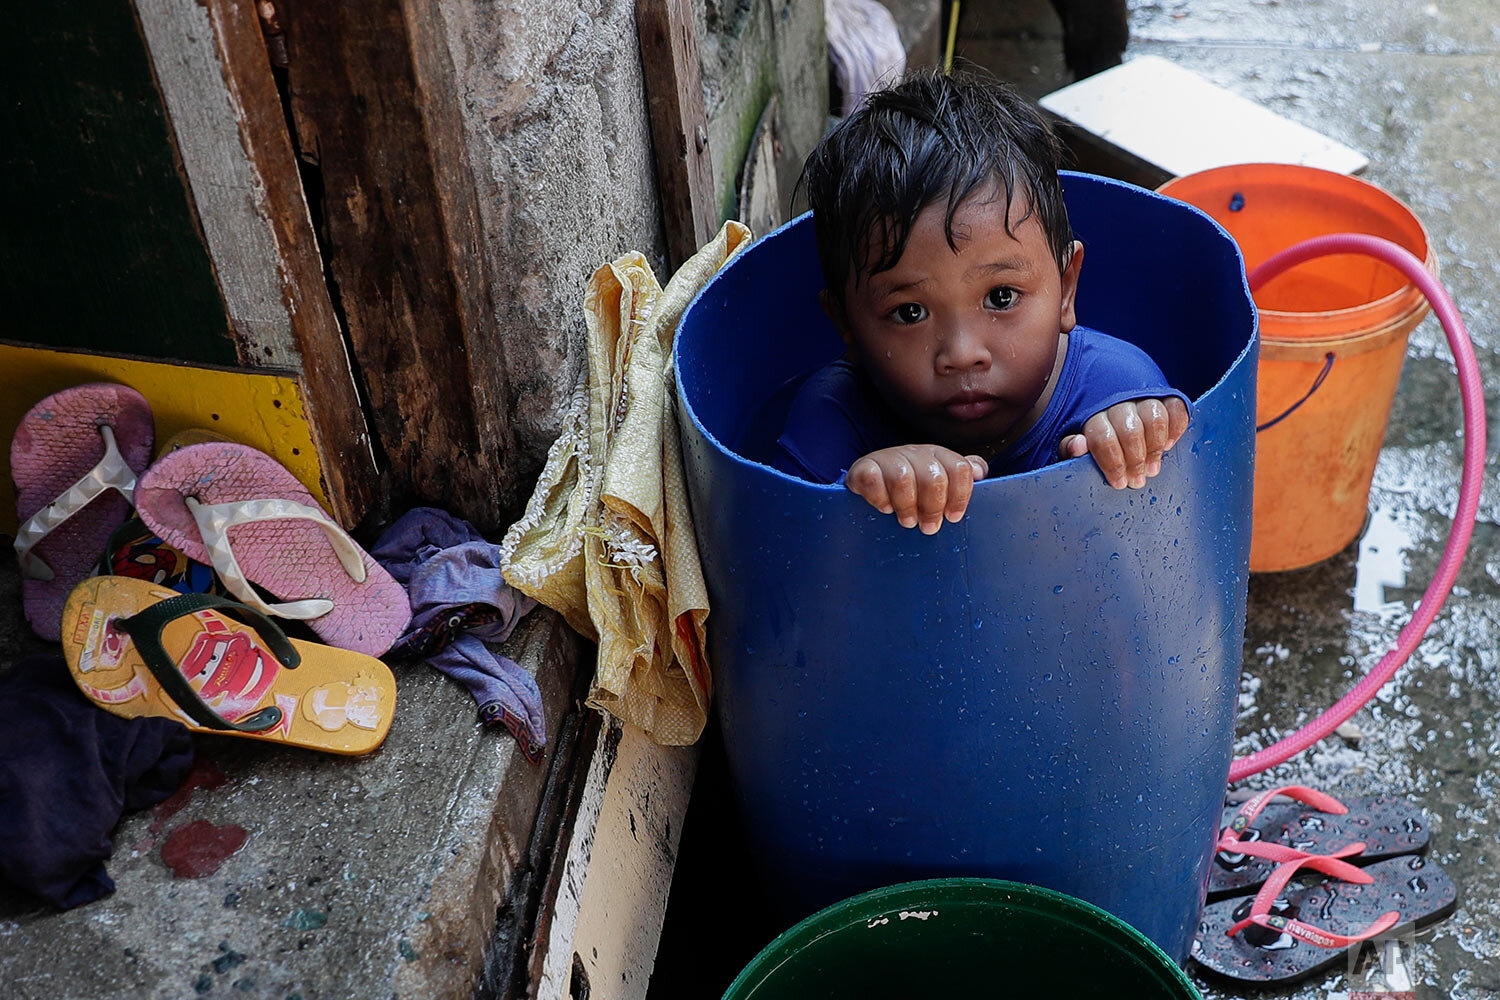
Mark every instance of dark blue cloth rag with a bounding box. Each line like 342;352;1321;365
0;655;194;909
372;507;545;761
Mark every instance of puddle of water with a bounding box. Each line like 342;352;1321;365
1353;504;1415;613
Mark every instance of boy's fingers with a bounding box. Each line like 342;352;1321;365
846;458;893;514
848;447;987;530
942;453;975;524
913;456;950;534
1108;401;1148;488
882;457;920;528
1140;399;1168;477
1165;397;1191;448
1057;434;1088;459
1083;412;1127;489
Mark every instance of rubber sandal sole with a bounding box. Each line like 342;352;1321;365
1192;855;1458;985
61;575;397;755
134;442;409;656
155;427;233;458
10;383;154;641
1209;793;1431;900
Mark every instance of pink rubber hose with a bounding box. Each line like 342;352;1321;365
1228;233;1488;782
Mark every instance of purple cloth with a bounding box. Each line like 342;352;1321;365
0;655;194;909
403;541;536;642
373;508;545;761
371;506;488;582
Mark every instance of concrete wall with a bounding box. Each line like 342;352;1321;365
701;0;829;221
432;0;669;504
431;0;826;506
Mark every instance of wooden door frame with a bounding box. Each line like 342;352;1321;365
133;0;377;524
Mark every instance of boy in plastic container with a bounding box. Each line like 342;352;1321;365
775;70;1191;533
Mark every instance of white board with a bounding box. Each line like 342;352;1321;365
1040;55;1369;179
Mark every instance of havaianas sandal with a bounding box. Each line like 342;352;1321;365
1210;785;1431;899
61;576;397;755
1192;852;1458;984
134;442;409;656
10;383;154;641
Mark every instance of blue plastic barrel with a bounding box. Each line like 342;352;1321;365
674;172;1257;964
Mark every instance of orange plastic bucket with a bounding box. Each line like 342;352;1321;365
1158;163;1436;572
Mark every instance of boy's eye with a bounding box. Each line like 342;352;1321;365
891;302;928;324
986;287;1019;310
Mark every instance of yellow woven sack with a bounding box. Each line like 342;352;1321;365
501;222;753;745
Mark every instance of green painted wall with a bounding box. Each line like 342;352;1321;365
703;0;828;226
1;0;236;364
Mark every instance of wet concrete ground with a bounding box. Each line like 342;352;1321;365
962;1;1499;996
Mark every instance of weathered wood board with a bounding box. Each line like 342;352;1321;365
638;0;720;269
1040;55;1369;184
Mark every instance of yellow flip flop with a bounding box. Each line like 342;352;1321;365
61;576;397;755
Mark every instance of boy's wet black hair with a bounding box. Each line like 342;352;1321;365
802;69;1074;307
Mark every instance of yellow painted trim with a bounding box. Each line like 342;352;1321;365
944;1;961;73
1;342;331;535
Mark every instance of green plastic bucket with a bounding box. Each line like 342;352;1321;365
722;879;1201;999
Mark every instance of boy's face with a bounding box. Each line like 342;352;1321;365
825;185;1083;458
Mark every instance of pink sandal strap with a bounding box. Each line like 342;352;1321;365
1217;784;1349;855
1226;851;1398;947
1218;835;1371;884
13;424;138;581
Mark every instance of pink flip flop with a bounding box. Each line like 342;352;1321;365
11;383;154;641
134;443;409;656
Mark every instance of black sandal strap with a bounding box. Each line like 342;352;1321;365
117;592;301;733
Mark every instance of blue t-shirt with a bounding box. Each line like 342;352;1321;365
773;324;1189;484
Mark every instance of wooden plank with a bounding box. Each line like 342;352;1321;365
280;0;523;531
132;0;377;523
737;94;785;239
535;718;698;999
134;0;300;369
637;0;720;268
1040;55;1369;184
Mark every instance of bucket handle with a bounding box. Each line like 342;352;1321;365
1255;351;1335;432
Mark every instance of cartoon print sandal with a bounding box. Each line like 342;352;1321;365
97;516;230;598
1210;785;1432;899
94;432;239;597
1192;852;1458;985
134;442;409;656
10;383;154;641
61;576;397;755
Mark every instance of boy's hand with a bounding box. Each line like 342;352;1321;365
847;446;989;533
1058;397;1190;489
